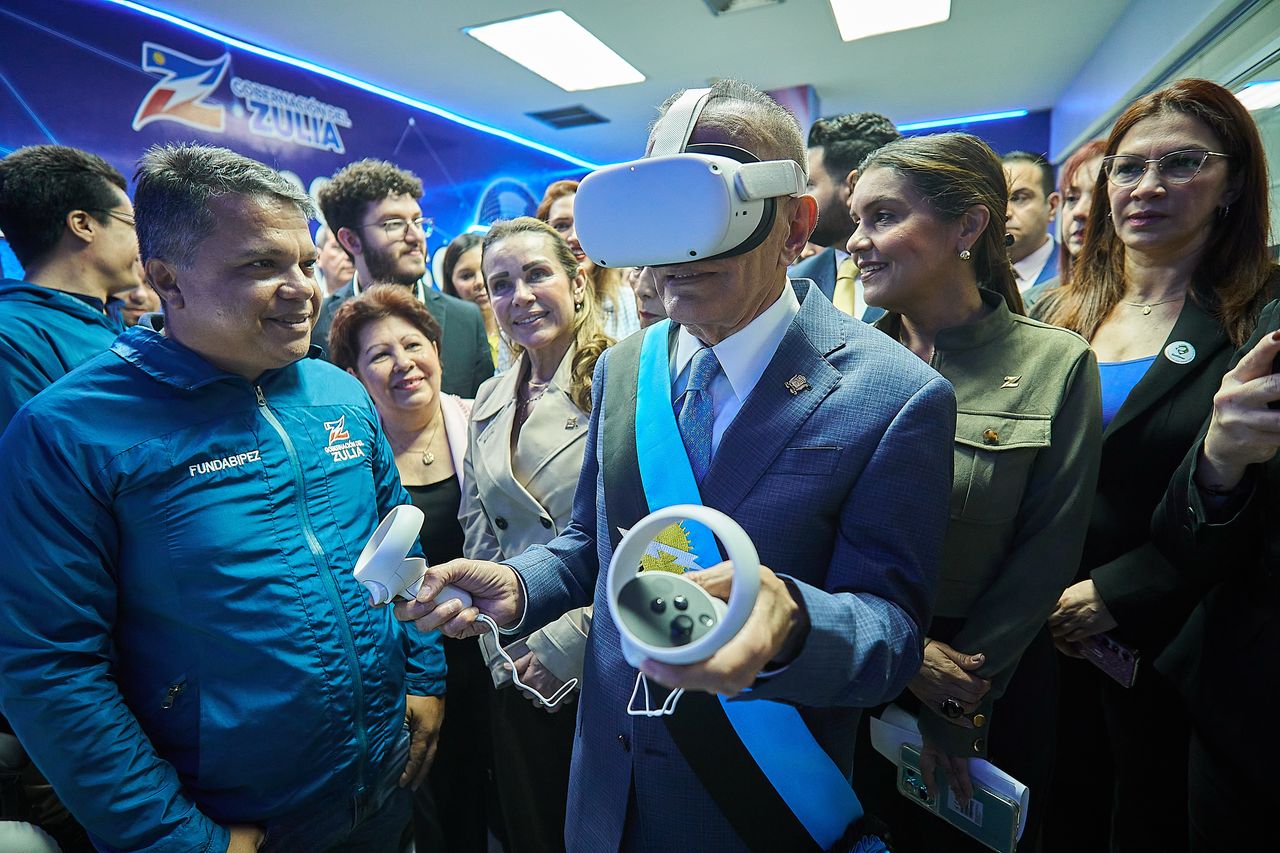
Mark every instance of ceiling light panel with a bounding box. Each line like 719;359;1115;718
829;0;951;43
465;11;645;92
1236;81;1280;111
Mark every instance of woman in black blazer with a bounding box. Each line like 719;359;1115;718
1152;298;1280;851
1033;79;1275;852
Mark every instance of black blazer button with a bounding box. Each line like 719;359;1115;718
495;517;508;530
541;517;553;529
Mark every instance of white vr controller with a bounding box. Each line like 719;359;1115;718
355;506;578;708
607;504;760;668
353;505;472;609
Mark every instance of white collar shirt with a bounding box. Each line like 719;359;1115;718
670;283;800;455
1012;236;1056;291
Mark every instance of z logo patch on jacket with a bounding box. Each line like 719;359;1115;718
322;415;365;463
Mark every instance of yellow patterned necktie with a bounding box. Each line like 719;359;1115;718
833;257;858;317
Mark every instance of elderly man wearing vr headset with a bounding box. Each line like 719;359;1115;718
397;79;956;853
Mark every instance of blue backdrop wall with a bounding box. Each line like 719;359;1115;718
0;0;593;277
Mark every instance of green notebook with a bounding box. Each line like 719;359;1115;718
897;743;1023;853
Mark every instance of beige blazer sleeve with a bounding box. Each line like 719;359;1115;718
461;349;595;691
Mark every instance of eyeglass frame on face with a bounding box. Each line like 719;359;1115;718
88;208;136;227
358;216;434;240
1100;149;1231;188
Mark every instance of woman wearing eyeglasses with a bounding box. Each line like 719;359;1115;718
1035;78;1277;852
537;180;641;340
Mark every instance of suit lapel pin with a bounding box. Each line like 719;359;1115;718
784;374;811;395
565;416;579;430
1000;375;1021;389
1164;341;1196;365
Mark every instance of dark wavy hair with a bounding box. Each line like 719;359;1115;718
440;232;484;297
1041;78;1275;346
318;160;423;258
861;133;1024;320
482;217;612;412
328;283;442;374
0;145;127;266
808;112;901;181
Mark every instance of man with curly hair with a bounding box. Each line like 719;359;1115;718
313;159;493;396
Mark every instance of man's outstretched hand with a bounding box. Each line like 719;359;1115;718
393;558;524;638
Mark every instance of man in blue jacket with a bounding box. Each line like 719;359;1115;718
0;144;142;428
0;144;445;852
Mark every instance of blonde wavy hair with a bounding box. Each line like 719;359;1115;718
482;217;613;412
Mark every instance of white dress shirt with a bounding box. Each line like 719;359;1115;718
1012;236;1055;292
670;284;800;455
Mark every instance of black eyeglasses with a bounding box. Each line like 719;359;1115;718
358;216;433;240
1100;149;1230;187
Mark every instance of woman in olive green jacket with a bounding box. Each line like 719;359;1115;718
847;133;1102;852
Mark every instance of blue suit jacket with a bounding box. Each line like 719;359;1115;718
507;281;956;851
788;247;886;323
1029;241;1060;287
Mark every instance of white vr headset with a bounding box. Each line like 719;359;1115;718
574;87;807;268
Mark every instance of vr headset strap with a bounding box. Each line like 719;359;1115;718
649;87;713;157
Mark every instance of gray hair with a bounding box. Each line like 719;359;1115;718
650;79;806;178
135;144;315;267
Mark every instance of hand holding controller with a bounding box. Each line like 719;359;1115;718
353;506;477;609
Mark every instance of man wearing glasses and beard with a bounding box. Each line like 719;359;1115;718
313;159;493;397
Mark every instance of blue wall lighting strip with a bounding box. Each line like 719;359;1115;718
97;0;602;170
897;109;1029;132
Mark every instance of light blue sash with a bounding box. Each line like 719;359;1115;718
634;320;864;849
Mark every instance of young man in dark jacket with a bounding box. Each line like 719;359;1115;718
312;159;493;397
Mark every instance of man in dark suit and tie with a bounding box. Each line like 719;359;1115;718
790;112;900;323
311;160;493;397
397;80;956;852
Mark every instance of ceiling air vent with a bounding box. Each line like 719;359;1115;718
703;0;785;15
527;105;609;129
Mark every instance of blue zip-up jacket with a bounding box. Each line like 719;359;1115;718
0;323;446;852
0;278;124;429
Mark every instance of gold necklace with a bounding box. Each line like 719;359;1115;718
1122;295;1184;315
418;416;442;465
